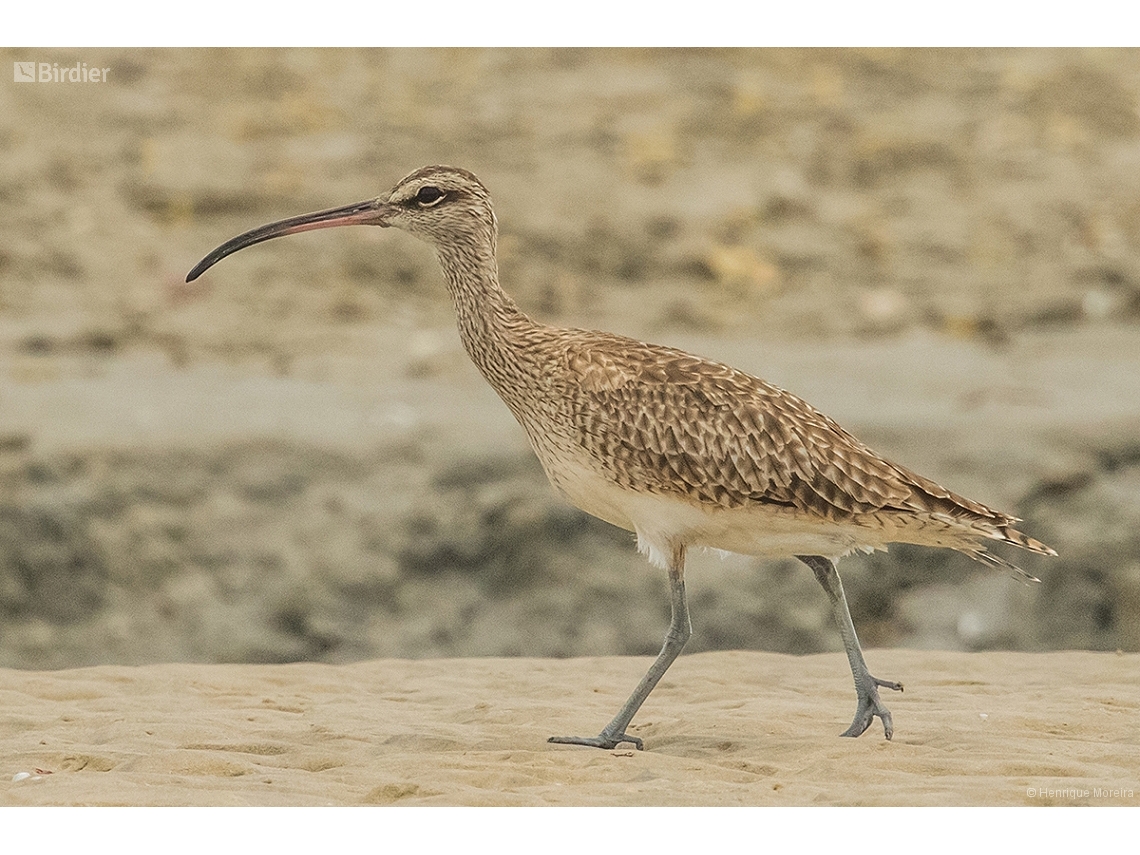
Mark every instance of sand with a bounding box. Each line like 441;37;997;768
4;650;1138;806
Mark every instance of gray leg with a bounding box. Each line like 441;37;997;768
796;554;903;739
550;543;691;750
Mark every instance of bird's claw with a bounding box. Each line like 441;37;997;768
842;675;903;740
548;731;643;750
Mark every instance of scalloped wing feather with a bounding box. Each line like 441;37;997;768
562;333;1053;564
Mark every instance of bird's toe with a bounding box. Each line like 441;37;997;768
842;677;897;740
548;732;643;750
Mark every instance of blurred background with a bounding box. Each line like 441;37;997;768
1;48;1138;669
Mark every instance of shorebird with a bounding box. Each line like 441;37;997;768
187;165;1055;750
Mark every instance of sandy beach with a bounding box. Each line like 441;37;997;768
4;650;1137;806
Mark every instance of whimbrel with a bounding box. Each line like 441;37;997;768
187;165;1055;750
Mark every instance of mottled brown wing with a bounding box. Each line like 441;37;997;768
565;335;1001;523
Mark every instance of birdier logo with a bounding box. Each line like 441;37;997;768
13;61;109;83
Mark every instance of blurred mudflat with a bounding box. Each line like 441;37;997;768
2;48;1139;669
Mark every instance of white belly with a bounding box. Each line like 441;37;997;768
540;455;884;569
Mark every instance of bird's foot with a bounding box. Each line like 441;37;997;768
842;675;903;740
548;731;643;750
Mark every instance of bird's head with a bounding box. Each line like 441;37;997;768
186;165;496;283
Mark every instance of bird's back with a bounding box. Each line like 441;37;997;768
492;323;1053;572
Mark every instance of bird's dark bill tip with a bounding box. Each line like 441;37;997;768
186;252;226;282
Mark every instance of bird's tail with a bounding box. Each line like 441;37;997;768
966;546;1040;584
999;525;1057;557
964;524;1056;584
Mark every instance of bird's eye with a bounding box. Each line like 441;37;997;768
415;186;445;207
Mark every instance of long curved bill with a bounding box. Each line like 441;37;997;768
186;198;393;282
